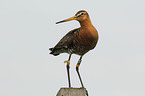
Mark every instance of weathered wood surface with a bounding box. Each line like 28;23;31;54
56;88;86;96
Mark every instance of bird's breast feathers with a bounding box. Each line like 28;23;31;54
75;27;98;49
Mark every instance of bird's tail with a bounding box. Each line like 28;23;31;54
49;47;60;56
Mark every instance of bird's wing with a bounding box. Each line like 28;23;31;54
49;28;80;56
54;28;80;49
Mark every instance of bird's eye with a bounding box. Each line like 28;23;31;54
81;13;84;15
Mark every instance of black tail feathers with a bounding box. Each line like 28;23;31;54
49;48;53;51
49;47;59;56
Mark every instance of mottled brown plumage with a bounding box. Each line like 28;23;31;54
49;10;99;90
49;10;99;56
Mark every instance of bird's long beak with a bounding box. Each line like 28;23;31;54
56;16;77;24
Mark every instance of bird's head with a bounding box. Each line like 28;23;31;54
75;10;89;22
56;10;89;24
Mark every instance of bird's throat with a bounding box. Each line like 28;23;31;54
80;18;93;28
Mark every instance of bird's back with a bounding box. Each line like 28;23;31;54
49;28;80;56
49;26;99;56
49;10;99;56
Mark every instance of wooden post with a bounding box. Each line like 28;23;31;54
56;88;86;96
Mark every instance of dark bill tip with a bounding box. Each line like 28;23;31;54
55;16;77;24
56;20;65;24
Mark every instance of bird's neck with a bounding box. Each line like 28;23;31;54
80;18;93;28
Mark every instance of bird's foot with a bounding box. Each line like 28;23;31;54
80;87;85;88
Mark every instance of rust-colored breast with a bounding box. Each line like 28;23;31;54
74;26;99;55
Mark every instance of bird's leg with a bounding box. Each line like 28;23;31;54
64;54;72;88
76;56;84;88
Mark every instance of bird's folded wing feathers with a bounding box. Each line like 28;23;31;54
54;28;80;49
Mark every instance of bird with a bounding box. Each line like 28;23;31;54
49;10;99;88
